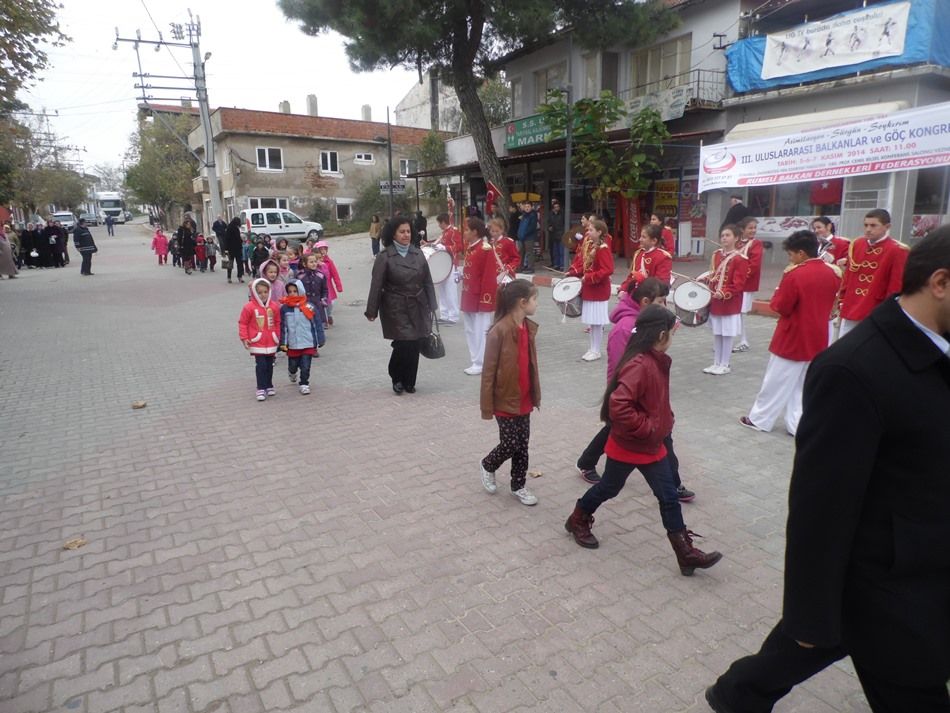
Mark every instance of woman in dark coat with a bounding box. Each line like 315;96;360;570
223;217;244;283
365;216;438;394
178;219;197;274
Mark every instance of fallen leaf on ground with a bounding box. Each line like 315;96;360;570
529;470;543;478
131;401;147;409
63;537;87;550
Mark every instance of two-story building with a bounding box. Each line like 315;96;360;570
187;106;435;225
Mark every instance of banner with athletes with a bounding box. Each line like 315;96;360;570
698;101;950;193
762;2;910;80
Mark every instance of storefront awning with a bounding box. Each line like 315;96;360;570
725;101;908;142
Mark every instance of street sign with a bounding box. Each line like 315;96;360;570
379;179;407;194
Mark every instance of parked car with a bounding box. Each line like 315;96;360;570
51;211;76;232
239;208;323;242
79;212;98;226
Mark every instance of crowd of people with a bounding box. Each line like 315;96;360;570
0;217;99;278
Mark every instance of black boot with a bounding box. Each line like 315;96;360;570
667;529;722;576
564;502;598;549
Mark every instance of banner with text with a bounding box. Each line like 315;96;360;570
762;2;910;80
698;101;950;193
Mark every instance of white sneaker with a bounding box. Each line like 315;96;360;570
510;487;538;506
581;351;601;362
289;371;297;383
299;384;310;395
480;463;497;494
712;365;732;375
464;365;483;375
702;364;718;374
266;387;277;396
255;390;266;402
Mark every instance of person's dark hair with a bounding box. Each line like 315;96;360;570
783;230;819;257
865;208;891;225
380;216;413;247
371;214;380;223
730;194;743;201
641;224;663;244
276;238;288;250
492;278;537;324
630;276;671;303
600;304;677;423
466;216;489;239
720;223;740;238
228;217;241;229
901;225;950;294
437;212;450;224
813;216;835;234
737;216;758;231
650;212;665;223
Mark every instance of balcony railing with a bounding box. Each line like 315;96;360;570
617;68;726;111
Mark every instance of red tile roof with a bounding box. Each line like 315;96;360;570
215;107;440;145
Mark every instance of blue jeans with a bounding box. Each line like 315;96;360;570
288;354;312;385
254;354;275;391
578;429;683;489
578;455;685;532
550;239;565;269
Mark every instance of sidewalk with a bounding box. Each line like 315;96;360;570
0;224;869;713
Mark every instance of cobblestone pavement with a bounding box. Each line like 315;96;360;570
0;223;870;713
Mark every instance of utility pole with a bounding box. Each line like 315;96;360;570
386;107;395;220
115;11;222;230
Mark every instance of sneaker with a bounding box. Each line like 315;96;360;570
463;365;482;375
739;416;764;432
576;463;601;484
676;485;696;503
299;384;310;395
510;487;538;506
266;387;276;396
289;371;297;383
480;462;497;494
732;343;750;353
713;365;732;375
255;390;266;402
702;364;718;374
581;351;601;362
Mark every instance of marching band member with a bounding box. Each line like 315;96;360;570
434;213;463;324
461;217;498;375
837;208;909;339
740;230;841;436
567;219;615;361
489;217;520;280
650;212;675;254
812;216;851;342
734;216;762;352
621;224;672;293
700;225;749;375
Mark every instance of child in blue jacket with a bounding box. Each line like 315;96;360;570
278;279;320;395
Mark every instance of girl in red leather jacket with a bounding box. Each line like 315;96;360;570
564;305;723;576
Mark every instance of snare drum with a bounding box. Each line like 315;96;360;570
672;280;712;327
552;277;583;318
423;246;454;284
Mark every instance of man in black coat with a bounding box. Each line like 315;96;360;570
73;218;97;276
721;195;752;230
707;227;950;713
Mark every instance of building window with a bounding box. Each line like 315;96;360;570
249;197;289;210
222;149;231;174
629;35;692;96
583;54;599;99
256;147;283;171
336;203;352;221
510;78;523;118
399;159;418;177
534;61;567;108
354;152;374;164
320;150;340;173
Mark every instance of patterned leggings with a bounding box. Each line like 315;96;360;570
482;414;530;491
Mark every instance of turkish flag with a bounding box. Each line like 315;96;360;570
485;181;502;218
810;178;844;206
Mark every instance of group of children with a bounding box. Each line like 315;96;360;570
150;228;220;272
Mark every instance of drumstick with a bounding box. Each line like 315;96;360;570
542;265;567;275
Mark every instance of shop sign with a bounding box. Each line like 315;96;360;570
625;85;692;122
699;100;950;192
504;115;551;150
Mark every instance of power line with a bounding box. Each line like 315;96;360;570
138;0;190;77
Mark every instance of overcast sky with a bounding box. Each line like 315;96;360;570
18;0;421;172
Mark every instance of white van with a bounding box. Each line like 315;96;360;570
240;209;323;241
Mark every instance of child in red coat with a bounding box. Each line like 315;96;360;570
567;219;614;361
700;225;749;375
238;278;282;401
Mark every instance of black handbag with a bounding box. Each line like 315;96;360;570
420;315;445;359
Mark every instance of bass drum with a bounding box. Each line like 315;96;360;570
552;276;583;318
422;246;454;284
672;280;712;327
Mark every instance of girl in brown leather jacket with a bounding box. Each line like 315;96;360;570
478;279;541;506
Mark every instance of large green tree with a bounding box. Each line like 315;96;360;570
0;0;69;112
277;0;677;213
124;115;197;223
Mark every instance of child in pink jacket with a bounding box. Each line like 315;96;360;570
151;229;169;265
238;278;282;401
314;241;343;325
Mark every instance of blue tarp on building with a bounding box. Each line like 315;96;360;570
727;0;950;93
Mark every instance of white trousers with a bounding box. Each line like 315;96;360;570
747;354;809;435
463;311;493;368
436;269;460;322
839;318;860;338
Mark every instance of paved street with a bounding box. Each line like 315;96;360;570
0;222;870;713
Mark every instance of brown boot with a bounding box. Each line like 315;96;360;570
667;529;722;576
565;503;599;549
